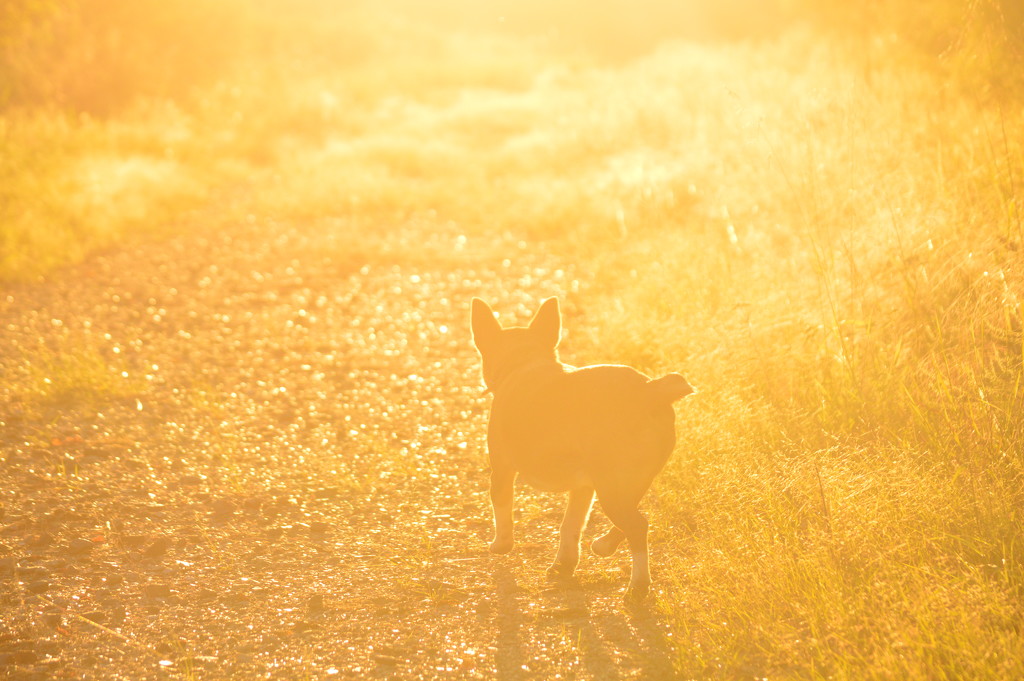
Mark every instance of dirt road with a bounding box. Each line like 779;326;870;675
0;219;681;679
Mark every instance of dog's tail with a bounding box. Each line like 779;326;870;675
647;373;696;402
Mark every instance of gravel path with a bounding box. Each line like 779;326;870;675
1;219;680;680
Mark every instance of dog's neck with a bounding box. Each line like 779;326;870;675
483;355;562;396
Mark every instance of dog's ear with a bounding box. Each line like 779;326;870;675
471;298;501;349
528;297;560;348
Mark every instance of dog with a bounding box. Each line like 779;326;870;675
471;297;694;598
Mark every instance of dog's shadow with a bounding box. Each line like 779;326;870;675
492;563;679;680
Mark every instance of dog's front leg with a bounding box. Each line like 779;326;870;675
548;485;595;578
488;466;516;554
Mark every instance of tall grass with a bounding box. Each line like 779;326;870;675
558;28;1024;680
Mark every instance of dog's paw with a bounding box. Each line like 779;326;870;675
489;538;514;554
545;562;576;580
625;580;651;602
590;535;620;557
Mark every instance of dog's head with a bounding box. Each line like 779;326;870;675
471;297;560;393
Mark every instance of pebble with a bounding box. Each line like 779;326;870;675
25;533;54;548
82;611;107;624
67;538;96;555
292;621;316;634
210;499;235;517
120;535;147;549
306;594;325;613
143;583;172;599
104;574;125;587
0;650;38;665
16;565;49;579
109;604;126;627
220;593;249;608
142;537;170;560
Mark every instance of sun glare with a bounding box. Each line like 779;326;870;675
1;0;1023;679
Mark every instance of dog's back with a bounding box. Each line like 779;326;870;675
488;363;692;493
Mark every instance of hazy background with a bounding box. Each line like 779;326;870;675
3;0;1022;114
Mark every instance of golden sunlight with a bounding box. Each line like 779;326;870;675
1;0;1022;678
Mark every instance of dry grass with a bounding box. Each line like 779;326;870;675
2;1;1023;678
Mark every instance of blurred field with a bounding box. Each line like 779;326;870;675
2;0;1024;678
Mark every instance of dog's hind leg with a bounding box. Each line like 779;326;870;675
598;497;651;598
488;466;516;554
547;485;595;578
